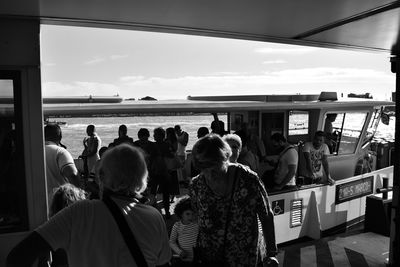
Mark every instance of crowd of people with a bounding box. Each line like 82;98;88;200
7;115;337;267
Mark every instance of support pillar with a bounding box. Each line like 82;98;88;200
389;55;400;266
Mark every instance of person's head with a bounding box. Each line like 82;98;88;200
98;144;148;196
192;134;232;172
153;127;166;142
223;134;242;163
173;196;194;224
86;124;95;136
197;127;209;139
326;113;337;122
174;125;182;134
50;183;86;217
99;146;108;158
137;128;150;141
270;133;287;149
45;123;62;143
211;120;225;136
118;124;128;137
313;130;326;149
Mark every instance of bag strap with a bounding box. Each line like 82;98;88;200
276;145;295;165
102;195;149;267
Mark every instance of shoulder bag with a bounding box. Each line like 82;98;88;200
102;195;149;267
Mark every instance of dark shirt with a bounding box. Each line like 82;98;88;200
110;136;134;147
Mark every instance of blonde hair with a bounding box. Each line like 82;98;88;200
192;134;232;170
50;183;86;217
98;144;148;195
223;134;242;150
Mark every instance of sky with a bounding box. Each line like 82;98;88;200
39;24;396;100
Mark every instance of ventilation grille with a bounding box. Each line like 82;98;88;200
290;199;303;228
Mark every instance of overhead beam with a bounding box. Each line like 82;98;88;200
294;1;400;40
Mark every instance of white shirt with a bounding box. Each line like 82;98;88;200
176;131;188;157
45;141;76;203
303;142;330;178
36;198;171;267
274;146;298;186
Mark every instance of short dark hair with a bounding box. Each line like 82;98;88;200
315;130;326;138
197;127;209;138
119;124;128;135
45;123;62;142
271;132;286;143
137;128;150;139
153;127;166;141
87;124;95;132
173;197;193;219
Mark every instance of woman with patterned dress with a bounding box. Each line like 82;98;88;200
189;134;278;266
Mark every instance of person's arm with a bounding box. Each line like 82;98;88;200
212;113;219;121
254;175;279;263
321;155;330;178
274;164;296;190
62;164;81;187
256;137;266;158
169;223;184;256
7;231;52;267
181;132;189;146
303;152;315;178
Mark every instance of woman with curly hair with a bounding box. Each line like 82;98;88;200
189;134;278;266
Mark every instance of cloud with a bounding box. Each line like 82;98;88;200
119;76;146;82
42;62;56;67
262;60;286;64
266;67;392;83
212;71;248;76
42;81;120;96
84;57;106;65
255;47;319;54
110;54;129;60
42;67;394;100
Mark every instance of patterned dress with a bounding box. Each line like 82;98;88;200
189;164;277;266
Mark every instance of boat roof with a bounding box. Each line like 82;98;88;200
0;94;394;117
2;1;400;54
42;98;394;117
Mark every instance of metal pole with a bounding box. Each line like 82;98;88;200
389;55;400;266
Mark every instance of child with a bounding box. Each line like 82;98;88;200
169;197;199;266
48;183;87;267
50;183;87;217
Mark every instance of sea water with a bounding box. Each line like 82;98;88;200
58;114;227;158
57;115;394;159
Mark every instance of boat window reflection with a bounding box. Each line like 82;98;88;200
0;75;28;234
288;111;308;136
324;112;368;155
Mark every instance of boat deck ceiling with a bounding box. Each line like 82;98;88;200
38;99;394;117
2;0;400;54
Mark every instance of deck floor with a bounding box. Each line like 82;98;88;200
277;231;389;267
160;183;390;267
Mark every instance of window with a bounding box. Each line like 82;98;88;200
0;71;28;233
363;109;379;146
324;112;368;155
289;111;309;136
